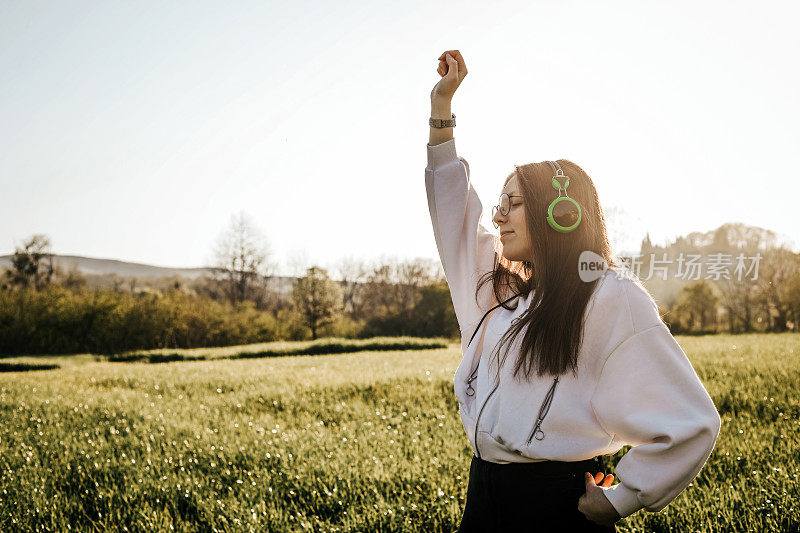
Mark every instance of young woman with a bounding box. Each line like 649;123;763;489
426;50;722;531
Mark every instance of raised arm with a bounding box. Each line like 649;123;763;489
429;50;464;146
430;99;453;146
426;50;500;347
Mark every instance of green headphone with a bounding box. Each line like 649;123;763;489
545;160;582;233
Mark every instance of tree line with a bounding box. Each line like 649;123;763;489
638;223;800;334
0;221;458;356
2;219;797;356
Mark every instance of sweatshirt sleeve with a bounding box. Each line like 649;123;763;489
425;138;500;339
589;323;722;519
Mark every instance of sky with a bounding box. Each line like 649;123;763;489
1;0;798;278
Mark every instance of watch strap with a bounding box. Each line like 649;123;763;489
429;112;456;128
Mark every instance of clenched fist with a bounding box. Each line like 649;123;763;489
431;49;468;102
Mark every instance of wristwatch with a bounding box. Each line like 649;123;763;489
429;113;456;128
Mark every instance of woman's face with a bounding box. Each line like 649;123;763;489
492;174;533;262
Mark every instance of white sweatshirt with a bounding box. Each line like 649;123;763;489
425;138;722;519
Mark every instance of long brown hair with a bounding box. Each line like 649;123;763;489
477;158;619;384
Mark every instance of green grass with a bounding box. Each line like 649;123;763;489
0;333;798;531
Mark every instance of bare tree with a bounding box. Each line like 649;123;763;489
704;224;790;333
358;255;434;324
754;247;800;332
603;205;639;256
718;279;758;333
208;211;275;306
785;273;800;331
333;255;371;318
285;249;312;278
7;234;54;290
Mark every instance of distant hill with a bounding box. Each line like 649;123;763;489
0;254;211;279
0;254;298;296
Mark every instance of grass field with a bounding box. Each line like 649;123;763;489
1;333;798;532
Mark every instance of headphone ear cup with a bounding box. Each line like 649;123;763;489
545;163;581;232
547;197;582;232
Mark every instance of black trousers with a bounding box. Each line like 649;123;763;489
457;455;618;532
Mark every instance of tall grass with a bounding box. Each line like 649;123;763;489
0;333;797;531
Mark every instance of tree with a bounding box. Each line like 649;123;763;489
754;247;800;332
6;234;54;291
675;280;719;331
603;205;639;256
208;211;275;306
705;224;786;333
292;266;343;339
333;255;371;318
785;273;800;331
357;256;438;336
411;280;459;338
55;262;88;291
285;249;311;278
717;276;758;333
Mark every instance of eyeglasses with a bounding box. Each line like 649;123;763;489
492;193;523;229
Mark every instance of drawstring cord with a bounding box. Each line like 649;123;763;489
463;293;561;442
528;376;559;442
465;294;520;397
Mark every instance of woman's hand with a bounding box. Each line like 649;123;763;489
577;471;623;526
430;49;468;102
